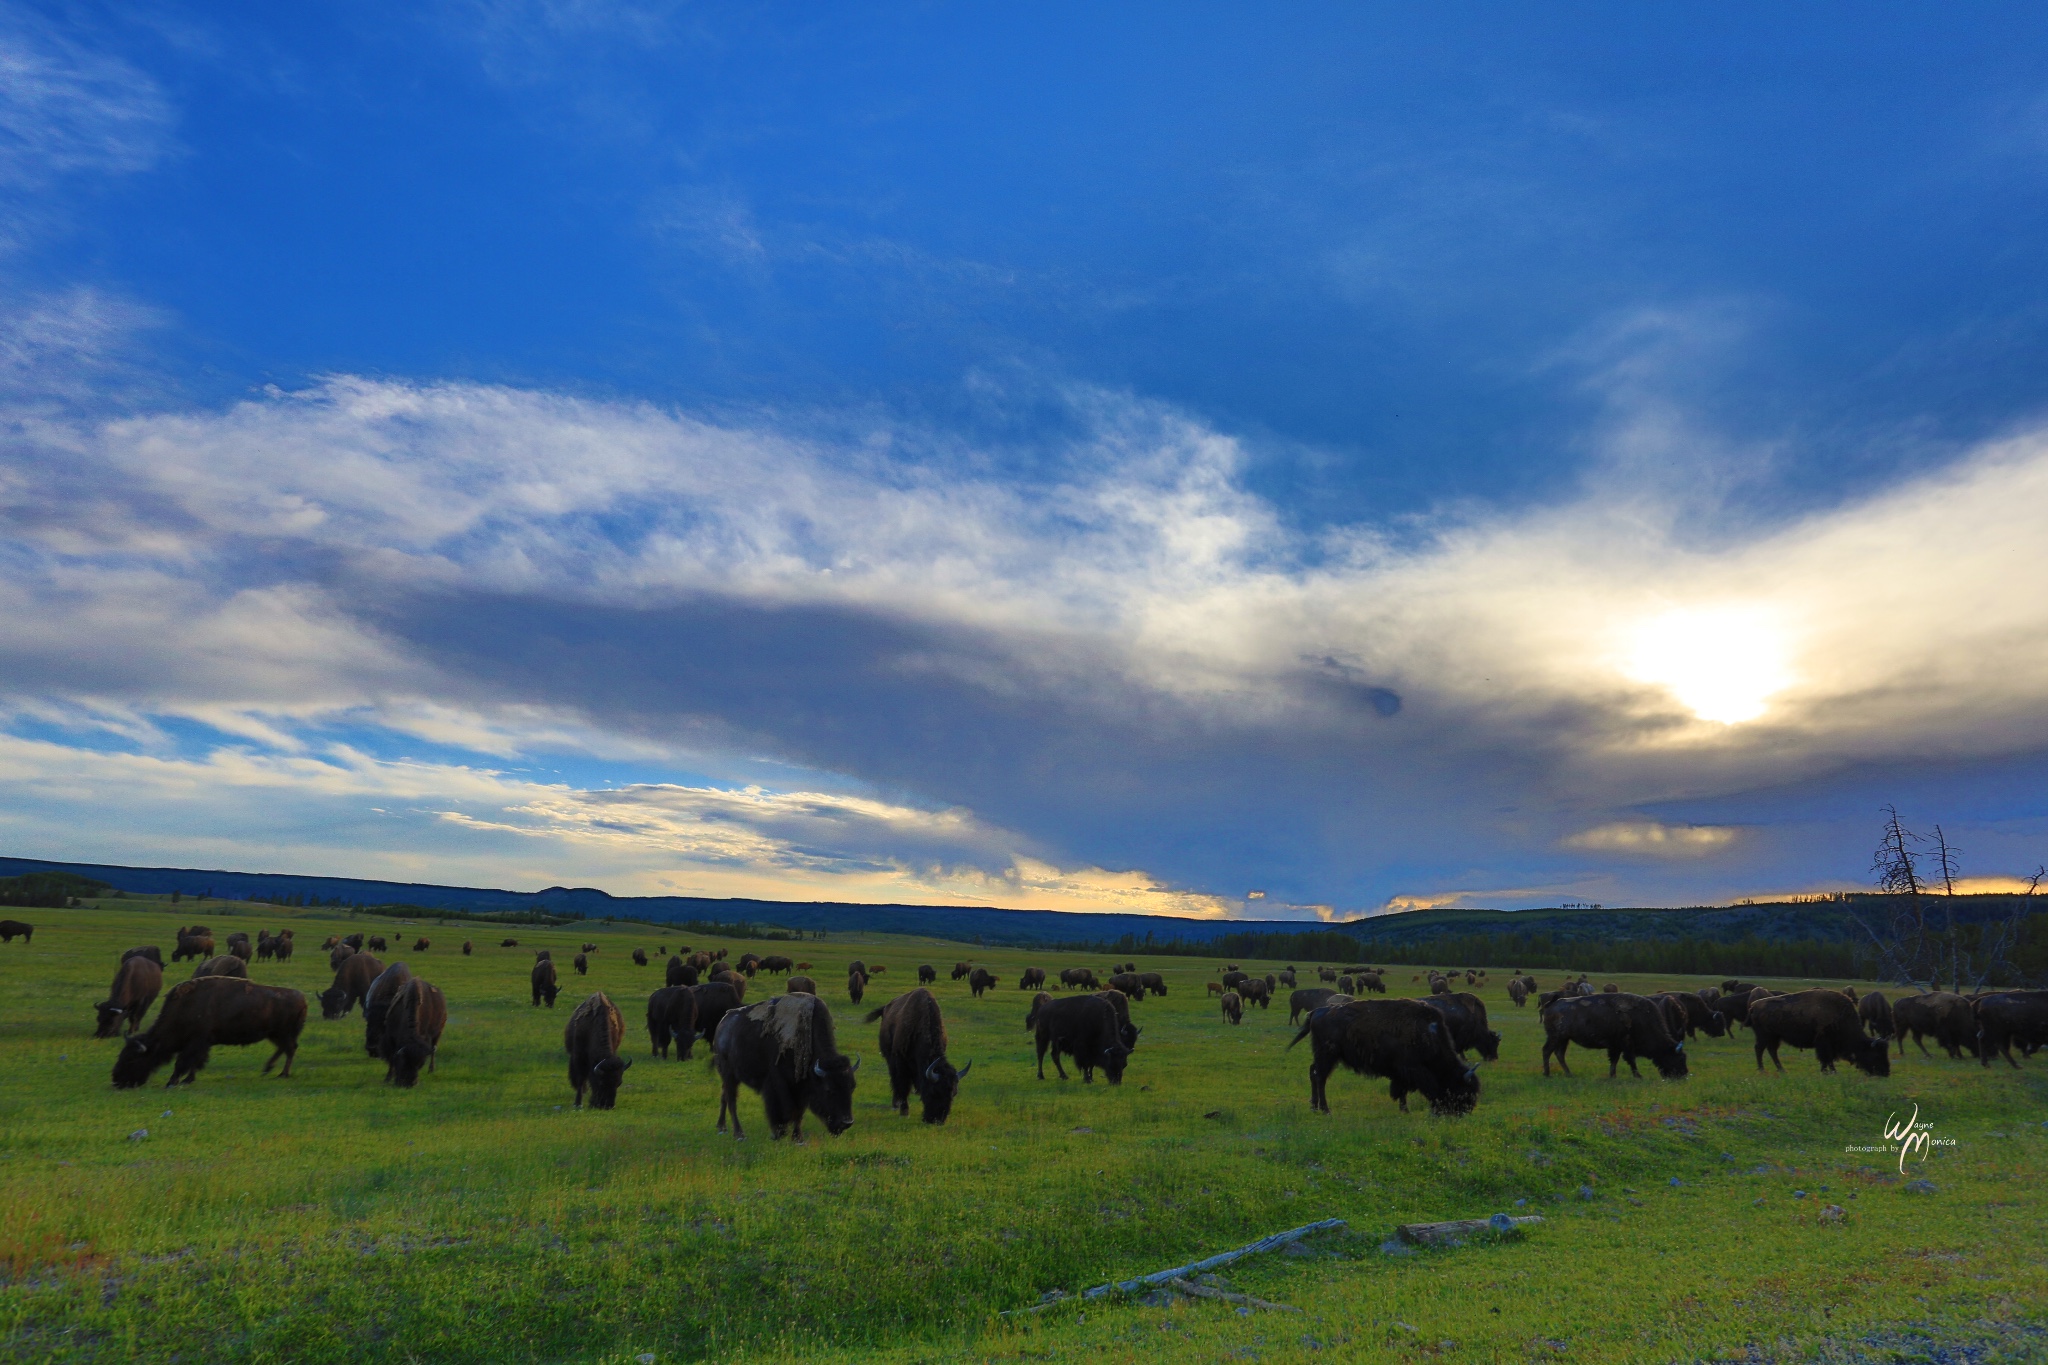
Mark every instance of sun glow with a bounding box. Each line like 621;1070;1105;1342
1623;605;1793;725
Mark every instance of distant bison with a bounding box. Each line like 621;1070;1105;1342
500;938;518;948
225;932;252;961
367;935;388;952
969;967;999;997
361;962;414;1058
1541;993;1687;1080
271;932;295;963
691;980;746;1044
786;974;817;995
95;954;164;1038
0;919;33;943
1749;989;1889;1076
412;938;431;952
328;943;357;971
1507;978;1529;1008
462;940;473;955
192;954;247;980
1976;990;2048;1068
714;993;858;1140
565;992;630;1109
111;978;306;1088
1892;991;1979;1059
666;955;698;988
1289;998;1480;1116
847;970;868;1005
1290;987;1337;1025
255;930;278;962
171;929;213;963
632;948;649;967
918;964;938;984
760;955;793;974
1421;991;1501;1062
534;949;551;961
1657;991;1728;1039
1220;990;1243;1025
1106;971;1143;999
1239;977;1272;1009
1023;992;1128;1084
1018;967;1045;990
320;953;385;1019
582;942;599;953
1857;990;1895;1041
379;977;446;1086
1058;967;1098;991
646;985;699;1059
866;988;970;1123
574;953;588;975
532;958;560;1008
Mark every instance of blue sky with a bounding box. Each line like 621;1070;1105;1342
4;2;2048;916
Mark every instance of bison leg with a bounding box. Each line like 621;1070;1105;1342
1764;1040;1784;1072
1049;1045;1069;1081
261;1040;295;1077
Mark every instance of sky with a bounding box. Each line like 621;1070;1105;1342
4;2;2048;918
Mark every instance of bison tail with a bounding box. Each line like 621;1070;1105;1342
862;1006;887;1024
1285;1018;1316;1050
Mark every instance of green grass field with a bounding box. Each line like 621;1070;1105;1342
1;898;2042;1364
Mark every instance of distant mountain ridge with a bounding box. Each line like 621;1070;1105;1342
3;854;2029;949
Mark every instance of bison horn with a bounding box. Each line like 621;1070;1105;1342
956;1060;971;1079
849;1054;861;1073
925;1058;943;1081
814;1061;828;1078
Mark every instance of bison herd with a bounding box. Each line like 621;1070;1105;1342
37;919;2047;1139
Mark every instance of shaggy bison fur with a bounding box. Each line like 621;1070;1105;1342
111;978;306;1088
1748;989;1890;1077
1287;998;1480;1116
1541;993;1688;1080
865;987;970;1123
564;992;630;1108
95;954;163;1038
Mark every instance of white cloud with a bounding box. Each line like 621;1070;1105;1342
1562;821;1740;857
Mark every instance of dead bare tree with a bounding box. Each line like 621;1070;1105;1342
1852;805;2043;991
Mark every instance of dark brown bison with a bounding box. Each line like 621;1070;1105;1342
968;967;999;997
112;978;306;1088
0;918;32;943
1857;990;1895;1041
565;992;630;1109
1136;971;1167;997
1094;988;1141;1051
1018;966;1045;990
366;935;388;952
96;954;163;1038
1221;970;1250;993
1748;989;1889;1076
1507;977;1529;1008
1277;969;1296;988
1420;991;1501;1061
1892;991;1979;1059
255;930;278;962
321;935;342;950
573;953;588;975
666;955;698;987
646;985;699;1059
1240;977;1272;1009
319;952;385;1019
713;993;858;1140
848;961;867;977
1359;972;1387;995
1220;990;1243;1024
534;948;552;961
329;943;357;971
738;953;763;976
1541;993;1688;1079
1290;987;1337;1024
847;969;868;1004
1023;992;1128;1083
1975;990;2048;1068
122;944;164;967
225;932;252;961
412;938;431;952
1056;967;1095;991
272;931;294;963
1288;998;1480;1116
171;929;213;963
361;961;415;1057
1657;991;1728;1039
462;939;473;955
691;979;745;1043
343;934;365;951
786;974;817;995
1318;966;1339;982
379;976;446;1086
1650;992;1691;1043
500;938;518;948
1716;985;1769;1030
709;967;748;999
193;954;248;980
918;964;938;984
760;955;793;974
865;988;970;1123
632;948;649;967
1106;971;1144;998
532;958;560;1008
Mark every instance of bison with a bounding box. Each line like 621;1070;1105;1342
531;958;561;1008
256;930;278;962
666;955;698;988
847;970;868;1005
918;964;938;984
951;962;972;981
500;938;518;948
691;979;745;1043
412;938;431;953
171;929;213;963
713;993;858;1140
1095;989;1141;1051
367;935;388;952
632;948;649;967
225;932;252;961
1974;990;2048;1069
1748;989;1890;1076
192;954;247;980
319;952;385;1019
329;943;357;971
1058;967;1098;991
1420;991;1501;1061
565;992;631;1109
1019;967;1046;990
1857;990;1895;1041
95;953;163;1038
1240;977;1272;1009
786;974;817;995
1892;991;1979;1059
462;939;473;955
361;961;414;1057
111;978;306;1088
1220;990;1243;1025
968;968;1000;997
343;934;365;951
1023;993;1128;1083
645;985;699;1059
379;976;446;1086
272;931;295;963
1507;978;1529;1008
122;944;164;967
574;952;588;975
1288;998;1480;1116
1657;991;1728;1039
0;918;33;944
1289;987;1337;1024
760;955;793;975
1106;971;1144;999
582;942;599;953
865;988;970;1123
1541;993;1687;1080
1137;971;1168;998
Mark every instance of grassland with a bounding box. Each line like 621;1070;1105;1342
0;896;2042;1364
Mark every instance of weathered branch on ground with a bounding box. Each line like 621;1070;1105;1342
1396;1215;1543;1245
1164;1277;1300;1312
1003;1217;1347;1315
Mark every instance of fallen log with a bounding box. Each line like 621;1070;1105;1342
1006;1217;1346;1316
1165;1277;1300;1313
1396;1214;1543;1246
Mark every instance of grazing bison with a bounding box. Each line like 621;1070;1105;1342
691;980;746;1043
865;988;971;1123
951;962;973;981
225;932;252;961
1541;993;1688;1080
1976;990;2048;1068
1657;991;1728;1039
379;977;447;1086
329;943;357;971
714;993;859;1140
500;938;518;948
1106;971;1144;999
1206;981;1224;996
321;935;342;950
582;942;599;953
1094;989;1141;1051
343;934;365;952
565;992;631;1109
367;935;388;952
1058;967;1098;991
1289;999;1481;1116
193;954;248;980
462;940;473;955
786;974;817;995
172;929;213;963
112;978;306;1088
1318;967;1339;983
1221;970;1250;993
122;944;164;967
1019;967;1045;990
1892;992;1979;1059
1421;991;1501;1061
362;961;415;1057
1277;969;1296;988
847;970;868;1005
412;938;431;952
760;955;794;975
1507;978;1529;1008
574;953;588;975
666;955;698;987
1137;971;1167;998
1220;990;1243;1025
1715;986;1768;1031
1749;989;1890;1076
0;918;33;943
918;964;938;984
968;967;1000;997
1024;993;1129;1083
272;931;295;963
645;985;699;1059
1290;987;1337;1024
95;954;164;1038
532;958;561;1008
255;930;277;962
1240;977;1272;1009
319;952;385;1019
1858;990;1895;1041
1359;972;1387;995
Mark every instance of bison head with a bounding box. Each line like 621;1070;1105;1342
1477;1029;1502;1063
809;1054;859;1134
387;1041;432;1088
93;1003;124;1039
1652;1041;1690;1081
916;1056;970;1124
319;984;354;1020
110;1036;162;1089
1426;1064;1481;1117
1099;1044;1130;1086
1701;1009;1728;1038
586;1055;631;1109
1850;1037;1891;1078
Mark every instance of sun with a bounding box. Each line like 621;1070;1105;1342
1623;605;1792;725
